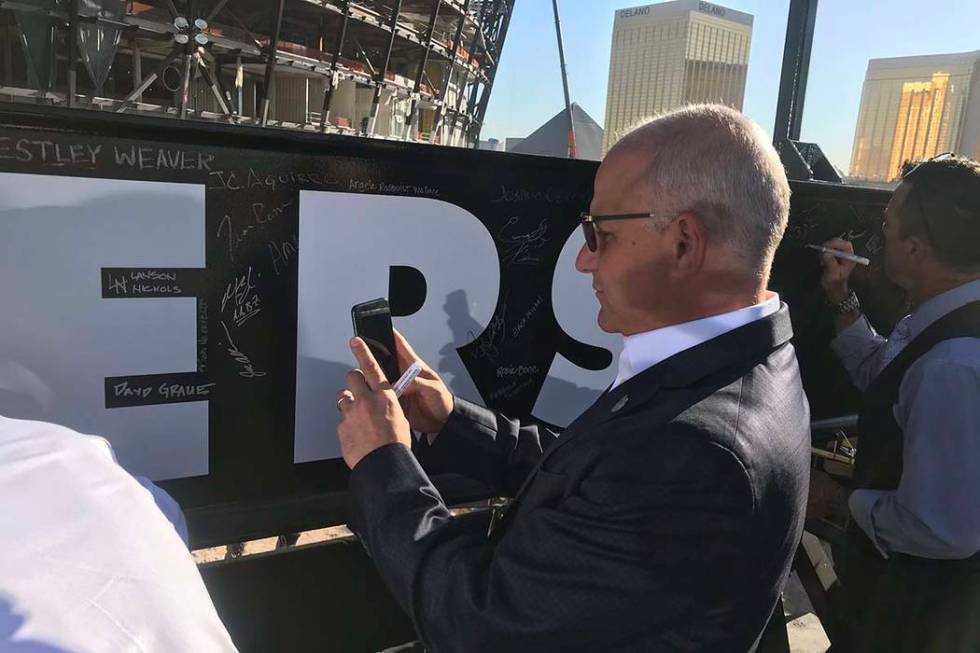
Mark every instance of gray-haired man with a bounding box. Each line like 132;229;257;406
335;104;810;652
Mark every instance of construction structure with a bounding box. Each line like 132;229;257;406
602;0;752;154
849;50;980;184
0;0;515;147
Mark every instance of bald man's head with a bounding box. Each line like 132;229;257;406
608;105;790;283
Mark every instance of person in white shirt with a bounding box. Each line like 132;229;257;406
0;416;237;653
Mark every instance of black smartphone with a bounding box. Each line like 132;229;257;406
351;298;400;383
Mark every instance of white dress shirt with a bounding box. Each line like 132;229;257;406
0;416;237;652
611;292;781;389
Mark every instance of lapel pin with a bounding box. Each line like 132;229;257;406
611;395;629;413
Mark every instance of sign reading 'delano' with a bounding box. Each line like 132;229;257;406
618;1;727;19
698;2;727;17
618;6;651;18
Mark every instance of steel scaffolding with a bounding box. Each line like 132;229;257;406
0;0;515;146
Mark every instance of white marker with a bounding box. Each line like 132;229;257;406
806;244;871;266
392;361;423;397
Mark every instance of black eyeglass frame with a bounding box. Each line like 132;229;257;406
579;211;664;251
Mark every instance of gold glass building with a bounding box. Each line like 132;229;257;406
602;0;752;154
850;51;980;183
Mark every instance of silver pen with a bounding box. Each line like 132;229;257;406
806;244;871;266
392;362;423;397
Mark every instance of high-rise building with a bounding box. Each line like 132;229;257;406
850;51;980;183
602;0;753;154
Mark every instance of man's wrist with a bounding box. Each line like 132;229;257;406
823;283;850;305
437;393;456;432
825;286;861;313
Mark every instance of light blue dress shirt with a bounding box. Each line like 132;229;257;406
830;277;980;559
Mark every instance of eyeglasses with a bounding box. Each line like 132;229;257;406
579;212;663;251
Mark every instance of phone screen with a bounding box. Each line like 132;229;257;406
351;298;400;383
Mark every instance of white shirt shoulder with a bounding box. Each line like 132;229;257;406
0;416;236;652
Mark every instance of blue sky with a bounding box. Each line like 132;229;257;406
481;0;980;171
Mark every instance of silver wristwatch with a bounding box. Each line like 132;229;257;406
831;290;860;315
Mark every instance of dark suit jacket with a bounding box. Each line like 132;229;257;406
348;306;810;652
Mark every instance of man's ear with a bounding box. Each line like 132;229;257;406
672;211;707;276
905;233;931;265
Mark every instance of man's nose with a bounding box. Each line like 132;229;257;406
576;242;597;273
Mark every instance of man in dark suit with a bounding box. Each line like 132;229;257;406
335;104;810;652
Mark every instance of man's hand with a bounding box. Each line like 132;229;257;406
819;238;859;304
336;338;412;470
391;329;454;434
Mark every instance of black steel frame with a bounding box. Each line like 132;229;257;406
0;0;514;145
470;0;513;144
405;0;442;138
773;0;835;182
447;0;489;143
320;0;351;131
367;0;403;134
774;0;818;143
431;0;470;143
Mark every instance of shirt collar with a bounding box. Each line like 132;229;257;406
906;278;980;340
612;291;781;389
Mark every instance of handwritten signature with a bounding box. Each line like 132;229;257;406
269;235;298;276
511;295;543;338
498;217;550;266
216;199;294;263
470;298;508;362
197;299;208;372
220;320;266;378
221;266;261;327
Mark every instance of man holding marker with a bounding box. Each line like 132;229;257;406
820;154;980;652
334;105;809;652
806;243;870;266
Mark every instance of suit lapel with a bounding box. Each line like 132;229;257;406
505;305;794;507
499;383;643;511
